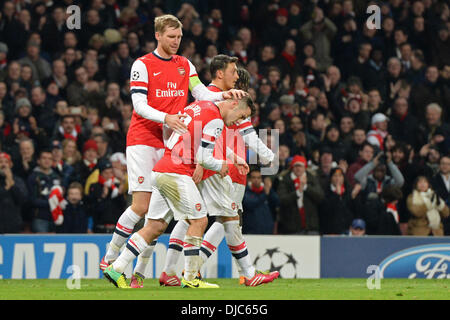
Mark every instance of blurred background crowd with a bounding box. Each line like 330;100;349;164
0;0;448;236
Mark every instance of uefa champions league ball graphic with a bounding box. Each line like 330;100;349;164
253;247;298;278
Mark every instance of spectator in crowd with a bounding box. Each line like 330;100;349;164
27;149;61;233
410;66;450;120
58;182;88;234
431;155;450;235
299;6;337;72
52;114;86;151
354;149;405;201
86;159;127;233
367;113;389;151
388;97;420;149
0;151;28;233
417;103;450;153
242;168;279;234
66;66;89;106
276;155;324;234
407;175;449;236
13;137;37;181
347;218;366;236
72;139;99;184
344;127;366;165
346;142;375;187
363;185;403;235
322;122;347;162
50;139;74;189
18;41;52;83
319;167;361;235
431;154;450;236
62;138;81;166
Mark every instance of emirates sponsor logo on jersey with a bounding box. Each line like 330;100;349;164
177;67;185;76
155;88;186;98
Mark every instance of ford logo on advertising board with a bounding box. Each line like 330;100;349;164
378;244;450;279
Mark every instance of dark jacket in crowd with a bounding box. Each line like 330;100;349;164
0;174;28;233
58;200;88;233
319;183;356;235
276;170;324;234
362;199;401;235
27;167;61;222
242;186;279;234
87;181;126;232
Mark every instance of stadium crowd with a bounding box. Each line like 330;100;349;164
0;0;449;236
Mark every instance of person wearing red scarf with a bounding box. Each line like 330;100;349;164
277;155;324;234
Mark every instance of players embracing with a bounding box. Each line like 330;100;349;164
159;55;279;288
100;14;245;287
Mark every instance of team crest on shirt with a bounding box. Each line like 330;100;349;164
195;203;202;211
138;176;144;184
177;67;186;76
231;202;236;210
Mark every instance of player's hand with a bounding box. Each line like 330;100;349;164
218;162;229;178
192;164;204;184
236;162;249;176
222;89;248;100
165;113;188;135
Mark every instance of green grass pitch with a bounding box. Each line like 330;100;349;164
0;278;449;300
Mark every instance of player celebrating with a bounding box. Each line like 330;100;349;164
103;97;255;288
100;15;246;286
159;56;277;287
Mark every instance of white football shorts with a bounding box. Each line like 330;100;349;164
231;182;246;212
126;145;164;194
147;172;207;224
197;174;238;217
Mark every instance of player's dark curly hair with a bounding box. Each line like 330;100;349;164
235;67;250;92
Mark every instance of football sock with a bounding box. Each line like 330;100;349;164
163;220;189;275
183;235;203;281
199;221;224;263
133;239;157;277
105;207;142;263
223;220;255;278
112;232;148;273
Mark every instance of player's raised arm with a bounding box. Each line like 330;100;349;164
238;118;275;164
130;59;187;133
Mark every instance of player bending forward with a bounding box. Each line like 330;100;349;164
103;97;255;288
159;60;278;287
100;14;245;286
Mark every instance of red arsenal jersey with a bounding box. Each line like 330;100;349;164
153;101;224;177
127;52;196;148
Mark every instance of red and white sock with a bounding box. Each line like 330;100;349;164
163;220;189;275
200;222;224;263
224;220;255;278
112;232;148;273
105;207;142;262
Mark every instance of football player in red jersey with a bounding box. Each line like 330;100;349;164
100;15;246;284
103;97;255;289
159;56;278;287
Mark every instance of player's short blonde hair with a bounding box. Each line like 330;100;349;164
154;14;182;34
